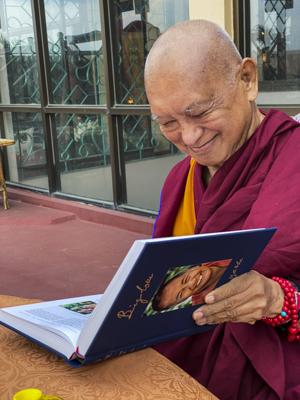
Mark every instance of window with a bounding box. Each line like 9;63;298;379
249;0;300;105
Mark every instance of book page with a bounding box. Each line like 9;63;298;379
1;295;102;347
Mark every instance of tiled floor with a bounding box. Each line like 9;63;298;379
0;192;153;301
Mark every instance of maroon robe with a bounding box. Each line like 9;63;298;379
153;109;300;400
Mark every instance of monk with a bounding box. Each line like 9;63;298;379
144;20;300;399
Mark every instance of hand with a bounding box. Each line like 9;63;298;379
192;270;284;325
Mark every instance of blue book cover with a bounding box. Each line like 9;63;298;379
0;228;276;366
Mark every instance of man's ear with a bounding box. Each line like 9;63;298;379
239;58;258;101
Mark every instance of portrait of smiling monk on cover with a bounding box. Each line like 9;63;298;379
151;259;231;312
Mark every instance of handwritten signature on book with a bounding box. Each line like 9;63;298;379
229;257;244;280
117;274;154;320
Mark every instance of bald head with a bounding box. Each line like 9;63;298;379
145;20;242;96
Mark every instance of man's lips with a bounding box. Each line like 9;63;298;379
192;269;212;291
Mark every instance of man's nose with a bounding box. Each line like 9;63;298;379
186;277;198;290
181;123;204;146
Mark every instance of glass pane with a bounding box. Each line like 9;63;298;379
4;112;48;189
44;0;105;105
122;115;184;211
112;0;189;104
55;113;112;201
250;0;300;105
0;0;40;104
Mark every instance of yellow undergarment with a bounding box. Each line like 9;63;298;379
172;158;197;236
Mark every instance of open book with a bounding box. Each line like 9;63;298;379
0;228;275;366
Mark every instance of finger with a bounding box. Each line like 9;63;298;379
193;289;265;324
193;300;244;325
194;304;262;326
204;271;256;305
194;314;257;325
202;314;257;325
194;290;250;320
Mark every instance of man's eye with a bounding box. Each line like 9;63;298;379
181;274;190;285
159;120;178;130
189;112;208;120
176;290;184;301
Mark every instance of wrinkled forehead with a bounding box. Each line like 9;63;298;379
146;50;226;100
147;66;215;94
146;46;210;88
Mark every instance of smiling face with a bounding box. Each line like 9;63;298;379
147;62;262;175
145;20;264;176
155;264;223;310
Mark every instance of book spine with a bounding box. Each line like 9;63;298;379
84;343;149;364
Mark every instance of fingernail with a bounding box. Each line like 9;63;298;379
205;294;215;304
193;310;203;319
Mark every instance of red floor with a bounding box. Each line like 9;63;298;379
0;189;153;301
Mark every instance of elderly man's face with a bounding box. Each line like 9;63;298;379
157;263;228;310
158;265;213;309
147;65;257;172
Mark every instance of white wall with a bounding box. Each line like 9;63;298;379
189;0;233;37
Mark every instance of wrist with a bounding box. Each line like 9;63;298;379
262;277;300;342
266;279;285;318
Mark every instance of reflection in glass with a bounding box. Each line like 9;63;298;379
122;115;184;211
55;113;112;201
250;0;300;104
4;112;48;189
44;0;105;105
112;0;189;104
0;0;40;104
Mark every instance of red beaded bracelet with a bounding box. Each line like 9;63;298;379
262;277;300;342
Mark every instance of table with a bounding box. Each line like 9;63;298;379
0;138;15;209
0;295;218;400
